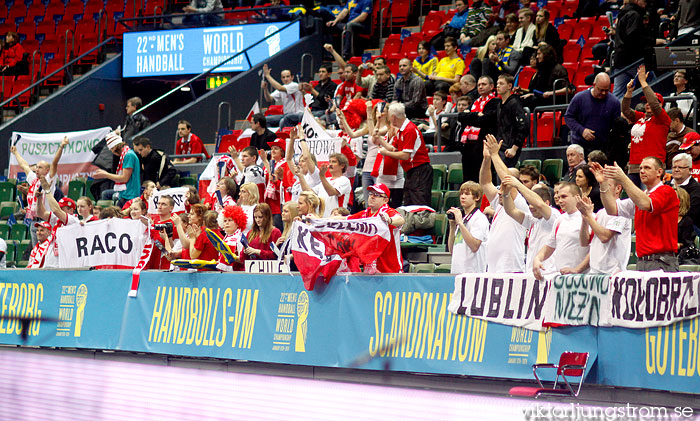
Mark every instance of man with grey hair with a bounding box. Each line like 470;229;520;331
394;58;427;119
669;152;700;227
376;102;433;206
564;73;620;156
564;144;586;183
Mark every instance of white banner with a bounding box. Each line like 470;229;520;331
147;187;189;215
542;274;610;326
600;271;700;328
245;260;288;273
448;273;549;331
57;219;149;268
298;108;343;162
9;127;112;190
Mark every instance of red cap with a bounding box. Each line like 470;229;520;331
58;197;76;210
680;132;700;150
368;183;390;198
275;129;291;139
267;138;287;150
34;221;51;230
641;92;664;106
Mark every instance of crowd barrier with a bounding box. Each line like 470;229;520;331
0;270;697;394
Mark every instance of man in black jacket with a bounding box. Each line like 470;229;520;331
132;136;177;188
612;0;655;98
121;97;151;143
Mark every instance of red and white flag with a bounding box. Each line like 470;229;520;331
289;217;390;290
246;101;260;122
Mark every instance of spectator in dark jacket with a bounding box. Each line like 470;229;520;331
132;136;177;188
612;0;655;98
520;44;570;109
122;96;151;143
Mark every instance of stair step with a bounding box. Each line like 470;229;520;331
427;251;452;265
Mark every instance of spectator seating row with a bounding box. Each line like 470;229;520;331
0;219;28;241
0;237;30;267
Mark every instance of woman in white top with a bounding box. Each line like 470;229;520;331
447;181;490;274
512;8;536;52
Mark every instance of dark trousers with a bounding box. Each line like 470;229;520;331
460;141;483;183
637;253;679;272
404;163;433;207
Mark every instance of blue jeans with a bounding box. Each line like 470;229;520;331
613;68;635;99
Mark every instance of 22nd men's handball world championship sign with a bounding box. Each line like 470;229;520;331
122;21;300;77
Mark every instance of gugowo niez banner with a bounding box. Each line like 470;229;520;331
0;270;698;394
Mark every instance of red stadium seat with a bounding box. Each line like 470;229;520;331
399;34;421;56
509;352;589;398
390;0;410;27
422;11;443;33
562;43;580;63
517;66;537;89
560;3;577;18
570;22;592;39
265;105;283;116
381;34;401;56
556;21;574;40
26;4;46;20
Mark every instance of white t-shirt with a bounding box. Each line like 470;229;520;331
589;209;631;274
0;238;6;268
270;82;304;114
523;208;560;274
424;103;453;133
25;171;57;220
290;167;321;201
486;193;530;273
315;176;352;217
44;212;80;268
544;211;589;272
451;209;490;274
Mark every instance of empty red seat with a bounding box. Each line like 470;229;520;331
422;11;443;33
381;35;401;56
517;66;537;89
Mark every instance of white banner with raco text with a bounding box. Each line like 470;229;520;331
57;218;149;269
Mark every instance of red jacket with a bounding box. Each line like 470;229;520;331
1;43;24;67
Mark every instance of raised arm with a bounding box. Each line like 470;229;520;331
637;64;664;117
484;134;511;181
500;175;526;224
479;142;498;202
263;64;286;92
620;79;636;122
227;146;244;173
577;194;616;244
38;176;65;222
323;44;347;70
10;145;32;174
603;162;651;211
49;136;70;178
590;162;619;216
318;164;339;196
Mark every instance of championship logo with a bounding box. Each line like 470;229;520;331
295;291;309;352
74;284;88;337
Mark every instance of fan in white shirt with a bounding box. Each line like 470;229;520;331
533;182;590;280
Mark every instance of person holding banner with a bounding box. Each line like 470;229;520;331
576;180;632;275
34;177;80;268
447;181;489;274
93;132;141;208
296;191;324;219
10;136;68;247
532;183;590;280
347;183;404;273
596;158;680;271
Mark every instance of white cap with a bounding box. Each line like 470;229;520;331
106;131;123;149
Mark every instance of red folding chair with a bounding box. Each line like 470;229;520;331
421;11;443;33
517;66;537;90
510;351;589;398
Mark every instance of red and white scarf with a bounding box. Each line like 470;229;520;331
114;145;131;192
27;235;52;268
371;136;400;178
462;92;495;143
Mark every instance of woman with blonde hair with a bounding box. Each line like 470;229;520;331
297;191;324;218
277;202;298;246
238;182;259;234
76;196;98;222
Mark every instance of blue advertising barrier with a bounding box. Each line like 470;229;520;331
0;270;697;394
122;21;301;77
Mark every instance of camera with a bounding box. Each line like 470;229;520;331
447;212;455;220
154;222;174;236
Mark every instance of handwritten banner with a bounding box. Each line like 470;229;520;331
147;187;189;215
543;274;610;326
448;274;549;331
8;127;112;190
600;271;700;328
